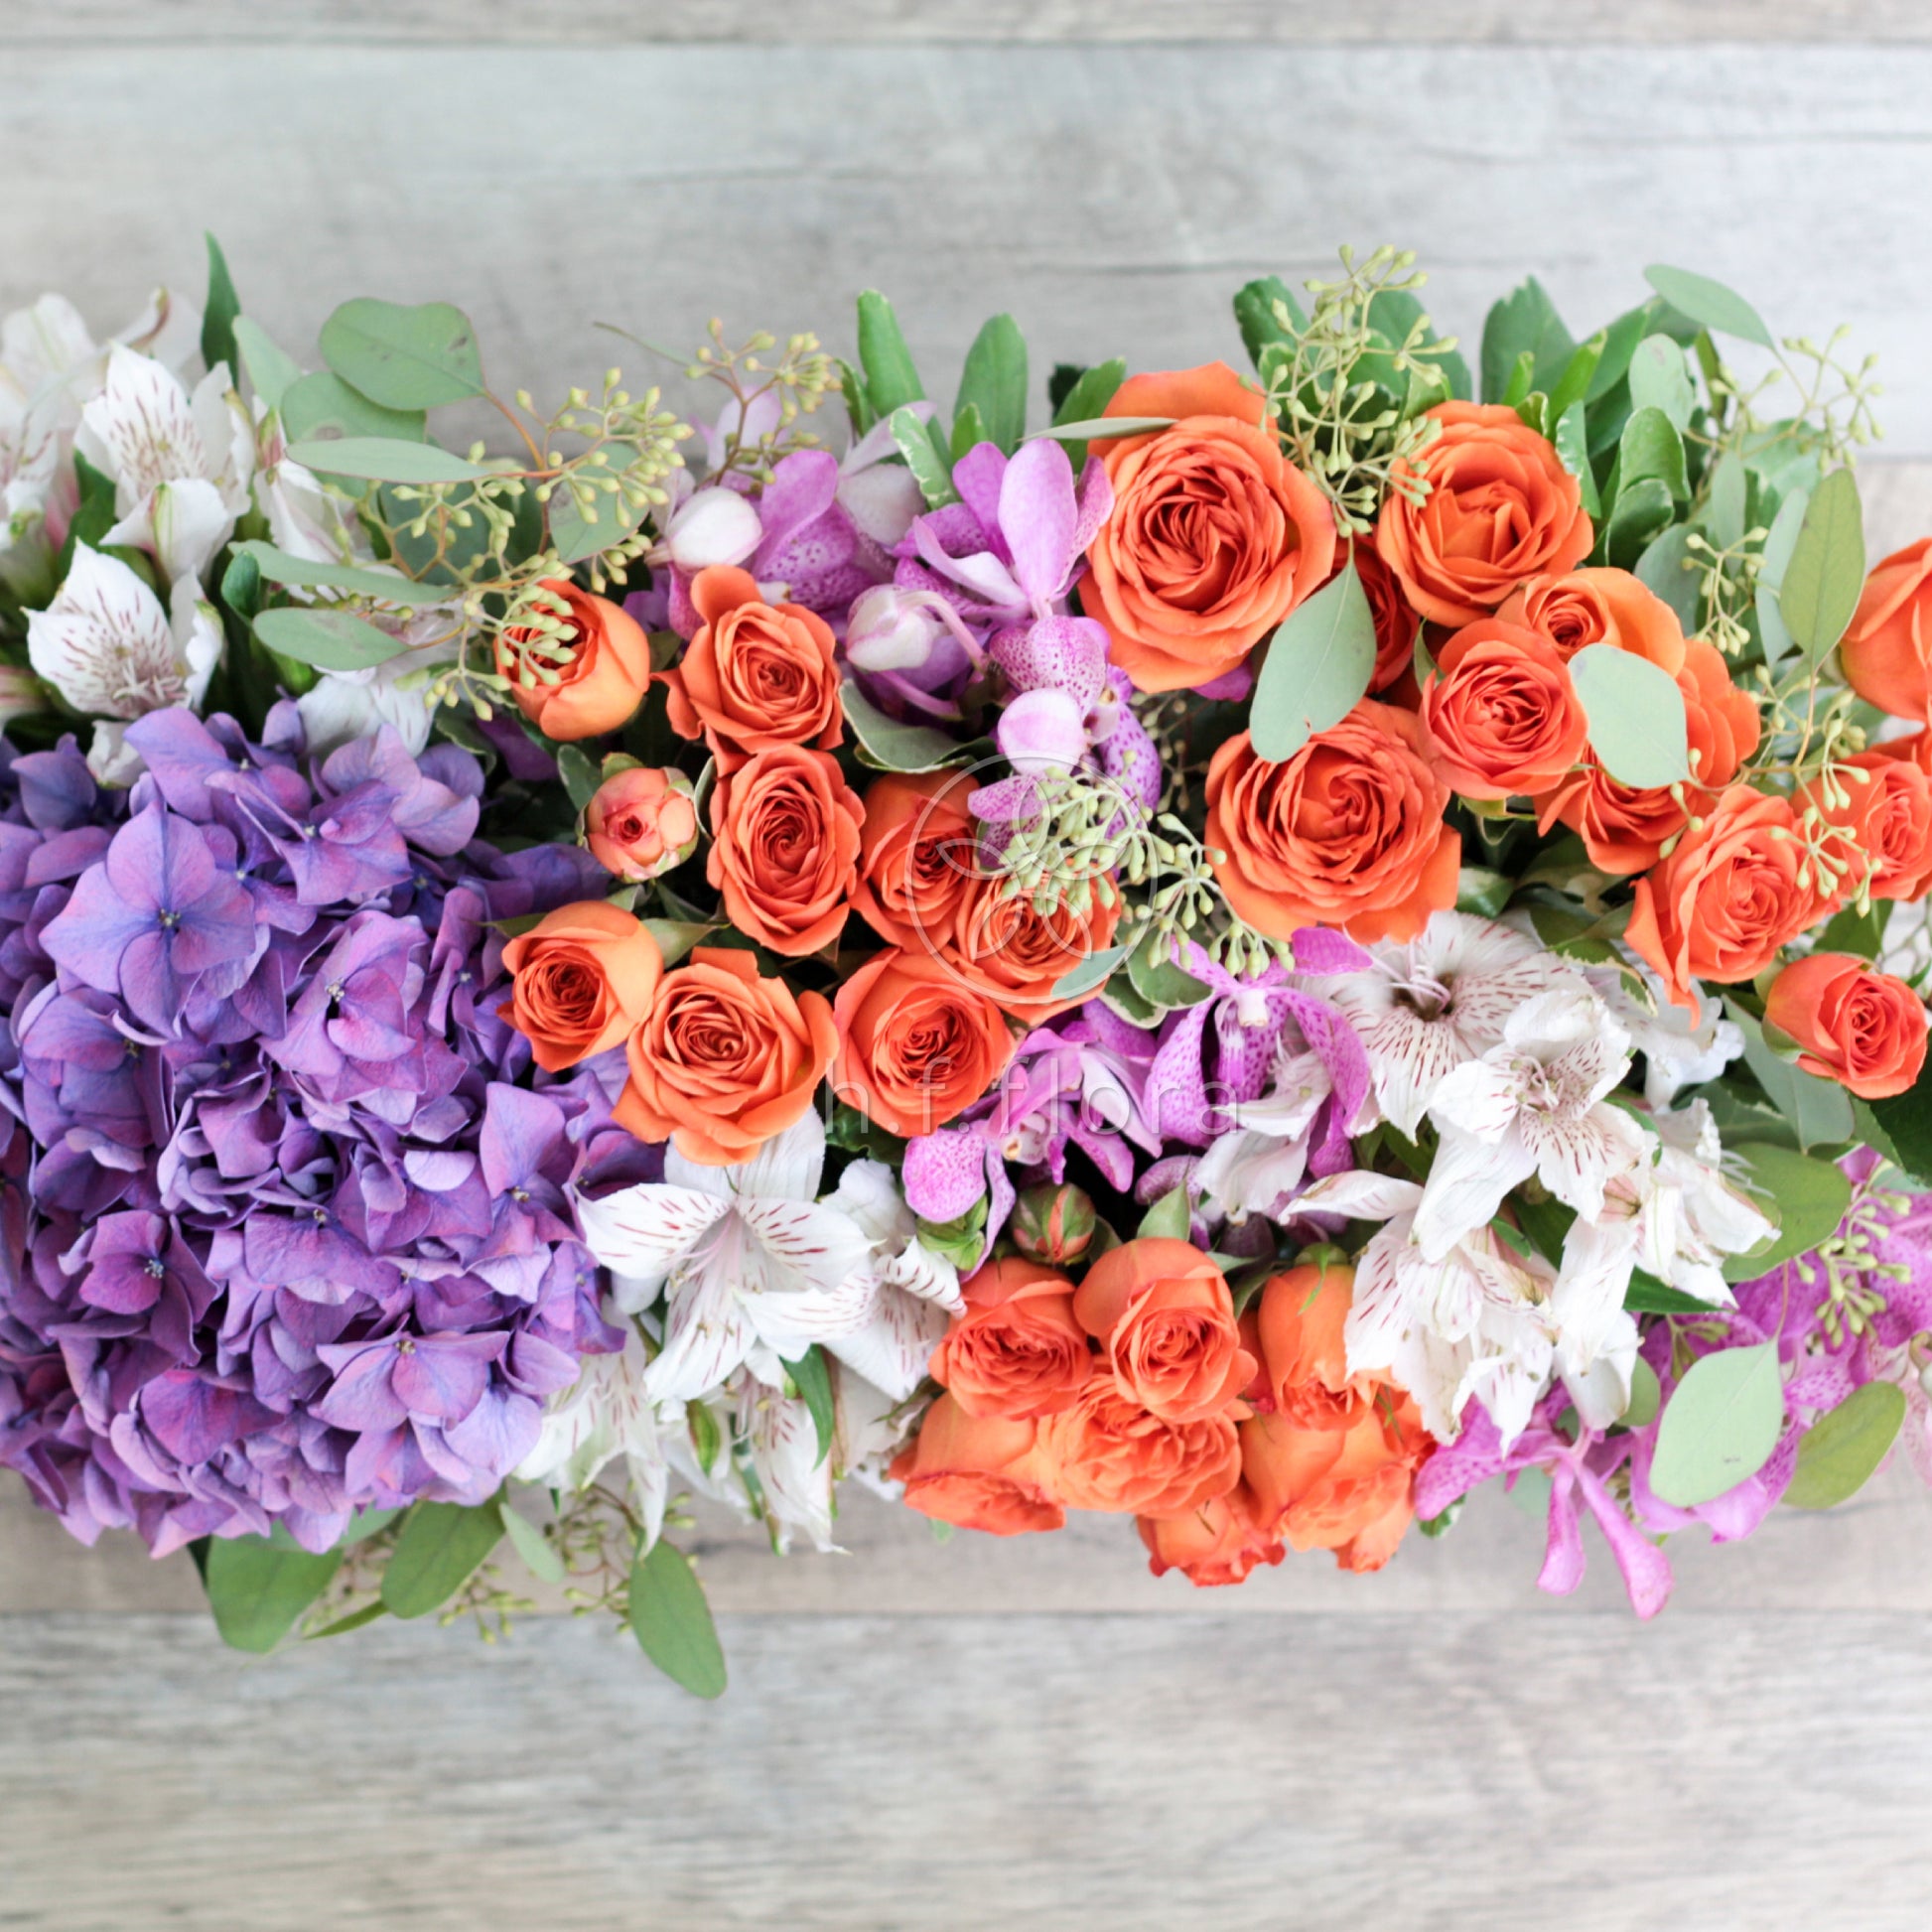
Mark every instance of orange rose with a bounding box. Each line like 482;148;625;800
940;868;1123;1028
1764;953;1929;1100
705;746;864;957
1625;786;1839;1013
1071;1237;1254;1425
1138;1484;1286;1587
891;1395;1064;1537
1241;1399;1426;1572
850;768;980;952
661;564;843;766
584;765;698;882
1204;704;1460;943
1533;636;1763;875
1419;619;1588;799
1352;539;1423;694
1077;362;1336;694
928;1256;1094;1421
1498;566;1688;675
1035;1376;1242;1518
1802;747;1932;904
495;578;652;741
1841;537;1932;721
616;945;836;1165
830;949;1016;1139
1251;1260;1375;1434
1376;402;1593;627
499;900;662;1074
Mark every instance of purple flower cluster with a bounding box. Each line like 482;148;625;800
0;705;628;1558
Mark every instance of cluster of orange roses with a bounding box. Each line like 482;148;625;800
895;1242;1428;1586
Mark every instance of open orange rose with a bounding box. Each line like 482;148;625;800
1764;953;1929;1100
830;949;1016;1139
1803;747;1932;904
1419;619;1588;799
1035;1376;1243;1519
1241;1397;1427;1572
850;768;980;952
1376;403;1592;627
1498;566;1688;675
891;1395;1064;1536
1840;537;1932;721
495;578;652;741
1625;786;1839;1012
1072;1237;1254;1426
584;764;698;882
616;945;836;1165
1138;1484;1286;1587
706;746;864;956
661;564;843;765
1078;362;1336;693
1205;703;1460;943
939;869;1123;1027
499;900;662;1073
1251;1259;1375;1434
929;1256;1094;1421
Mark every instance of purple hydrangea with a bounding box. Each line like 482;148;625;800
0;706;625;1559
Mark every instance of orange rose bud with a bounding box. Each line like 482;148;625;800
661;565;843;766
495;578;652;742
939;869;1123;1028
1138;1483;1286;1587
1010;1182;1097;1266
705;746;864;957
1419;619;1588;799
1800;748;1932;905
1840;537;1932;722
499;900;662;1074
1035;1376;1243;1519
1204;705;1460;944
850;768;980;953
1241;1400;1426;1572
1498;566;1689;675
617;945;836;1166
1252;1259;1374;1433
1763;953;1929;1100
1072;1236;1255;1426
891;1395;1064;1537
1375;402;1593;628
1078;361;1336;694
929;1256;1094;1421
584;764;698;882
830;949;1015;1140
1626;785;1844;1013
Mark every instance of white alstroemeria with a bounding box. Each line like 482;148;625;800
297;609;460;758
249;402;373;566
1414;985;1650;1263
27;544;221;720
85;721;145;787
1305;910;1585;1137
1589;957;1743;1108
1193;1030;1335;1225
737;1375;838;1553
574;1112;875;1405
819;1159;962;1401
0;386;59;557
76;345;254;585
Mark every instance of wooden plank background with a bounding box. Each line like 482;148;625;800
5;15;1932;1928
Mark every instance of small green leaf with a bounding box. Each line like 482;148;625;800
1601;477;1675;570
1784;1382;1906;1510
836;356;875;436
1650;1341;1786;1507
1546;335;1604;424
628;1539;728;1699
1624;1357;1662;1431
378;1500;504;1619
498;1500;567;1584
201;232;242;376
1032;416;1173;444
1569;642;1691;787
1635;525;1702;633
556;744;601;812
1725;1143;1854;1278
231;318;304;415
1725;998;1858;1154
1480;277;1576;406
1233;276;1309;370
1051;357;1126;426
1249;560;1377;762
252;606;408;673
305;1601;390;1640
955;313;1028;454
278;371;427;449
1758;486;1810;588
840;679;967;772
1866;1062;1932;1183
1137;1186;1192;1242
1126;928;1210;1011
1051;944;1128;1001
1455;868;1511;917
1513;1193;1577;1266
856;291;925;420
1500;350;1537;411
1552;400;1600;518
1704;452;1747;552
1624;1270;1718;1314
949;401;988;468
888;404;957;508
642;918;719;967
781;1345;837;1467
232;539;428;603
1618;405;1689;502
1643;265;1774;349
284;437;489;484
204;1527;343;1654
1626;335;1696;431
550;481;647;566
1779;467;1865;661
319;297;485;410
1817;898;1887;960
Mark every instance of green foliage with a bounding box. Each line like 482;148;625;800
628;1539;728;1699
1725;1143;1855;1280
1865;1064;1932;1186
233;539;430;603
840;679;970;771
279;371;427;447
1725;1000;1858;1153
1650;1342;1786;1507
320;297;486;410
232;317;302;414
1779;466;1865;661
1784;1382;1906;1510
1047;355;1127;468
1233;274;1309;369
888;404;957;508
253;606;409;672
201;232;242;376
1480;277;1575;406
1248;560;1376;762
284;437;489;485
556;744;601;812
498;1500;567;1585
203;1527;344;1653
1126;926;1210;1011
379;1500;505;1619
1568;643;1691;787
1642;264;1774;349
1137;1186;1192;1241
856;290;925;420
782;1346;837;1466
955;313;1028;454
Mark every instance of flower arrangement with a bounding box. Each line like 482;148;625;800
3;238;1931;1696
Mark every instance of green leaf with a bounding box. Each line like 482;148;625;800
1033;416;1173;444
379;1500;504;1619
1816;897;1887;960
1546;335;1604;424
556;744;601;812
836;356;875;437
1784;1382;1906;1510
1624;1356;1662;1430
1480;277;1576;406
278;371;427;449
1233;275;1308;370
284;437;488;484
840;679;967;772
1626;335;1696;431
1455;867;1512;917
642;918;718;967
1137;1186;1192;1241
319;297;485;410
1601;477;1675;571
1617;405;1689;502
550;480;647;566
1725;1143;1854;1278
1248;560;1377;762
1624;1270;1719;1314
1050;944;1128;1001
1725;998;1858;1153
54;451;118;582
1704;452;1747;552
231;318;303;414
219;545;263;623
949;402;988;468
1552;400;1600;518
1500;349;1536;411
305;1601;390;1641
1569;642;1691;787
781;1345;837;1466
1635;525;1702;633
1126;928;1210;1011
627;1539;728;1699
955;313;1028;454
1779;466;1865;661
1047;357;1126;470
498;1500;566;1585
1865;1063;1932;1188
232;539;428;603
1758;486;1810;589
856;290;925;420
1650;1341;1786;1507
888;404;957;508
201;232;242;376
1642;265;1774;349
253;606;408;672
204;1527;343;1654
1513;1193;1577;1266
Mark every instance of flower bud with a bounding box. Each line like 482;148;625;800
997;686;1086;775
844;584;945;673
662;486;762;572
1010;1182;1097;1266
584;763;699;882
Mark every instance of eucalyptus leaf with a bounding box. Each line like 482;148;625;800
231;317;303;417
204;1527;343;1654
1725;997;1858;1153
1249;561;1376;762
1758;486;1811;588
1783;1382;1906;1510
1032;416;1174;443
1704;452;1748;552
1627;335;1697;431
1624;1356;1662;1430
1048;356;1127;468
550;481;647;566
232;539;430;604
1865;1064;1932;1190
1649;1341;1786;1507
782;1345;837;1466
1569;643;1691;787
252;606;409;672
1635;525;1702;633
955;312;1028;454
1642;265;1774;349
628;1538;728;1699
856;290;925;421
1051;944;1128;1001
1624;1271;1720;1315
1137;1186;1192;1242
378;1500;504;1618
1725;1143;1854;1278
1779;466;1864;661
278;371;427;449
1126;929;1210;1010
498;1500;566;1585
1756;583;1797;676
841;679;968;772
319;297;485;409
284;437;489;484
1618;405;1689;502
889;404;957;508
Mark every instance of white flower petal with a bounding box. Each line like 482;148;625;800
574;1183;731;1287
